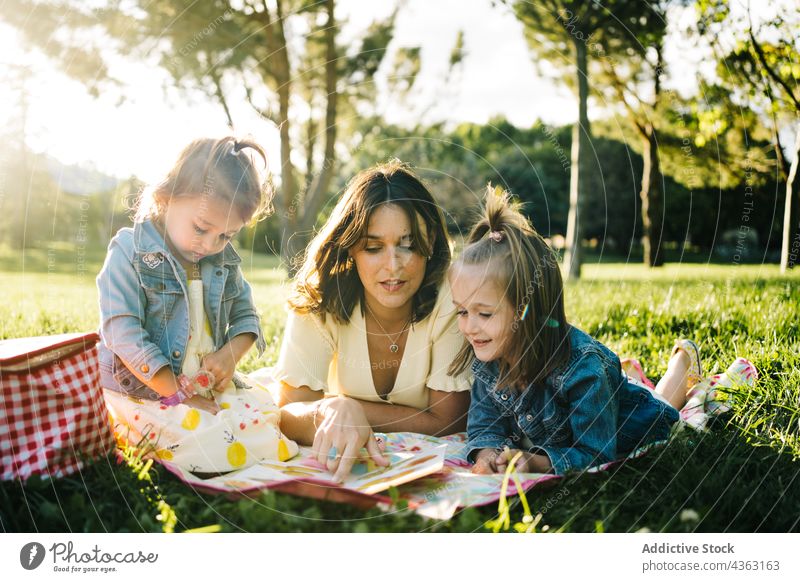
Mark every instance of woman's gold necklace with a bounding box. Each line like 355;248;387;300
366;303;411;353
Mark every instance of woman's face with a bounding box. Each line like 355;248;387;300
350;204;428;316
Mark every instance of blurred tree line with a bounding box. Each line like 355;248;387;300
253;114;781;262
1;0;796;275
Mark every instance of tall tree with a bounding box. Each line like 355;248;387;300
696;0;800;271
2;0;398;272
593;1;671;266
513;0;646;279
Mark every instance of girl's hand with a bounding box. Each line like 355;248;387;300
494;447;552;474
311;396;389;482
184;394;221;415
471;448;501;474
493;447;526;472
200;348;237;392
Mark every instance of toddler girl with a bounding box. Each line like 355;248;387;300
448;187;700;475
97;136;298;472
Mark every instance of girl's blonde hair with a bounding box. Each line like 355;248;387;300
288;160;452;324
448;186;570;389
133;136;272;224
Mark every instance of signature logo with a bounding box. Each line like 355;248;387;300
20;542;46;570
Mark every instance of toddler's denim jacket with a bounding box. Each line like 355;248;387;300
465;326;679;475
96;219;266;400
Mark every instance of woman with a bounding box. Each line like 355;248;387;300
265;161;471;481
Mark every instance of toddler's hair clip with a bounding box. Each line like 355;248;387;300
488;230;505;242
519;304;530;321
544;317;560;328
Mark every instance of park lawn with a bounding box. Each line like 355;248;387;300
1;244;799;532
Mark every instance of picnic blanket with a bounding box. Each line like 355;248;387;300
159;431;668;520
148;357;758;520
161;432;561;519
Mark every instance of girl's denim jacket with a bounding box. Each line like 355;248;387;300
96;219;266;400
465;326;679;475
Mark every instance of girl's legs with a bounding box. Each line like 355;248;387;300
655;347;693;411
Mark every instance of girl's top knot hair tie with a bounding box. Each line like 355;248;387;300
488;230;505;242
232;139;245;154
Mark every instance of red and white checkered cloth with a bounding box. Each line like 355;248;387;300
0;341;114;480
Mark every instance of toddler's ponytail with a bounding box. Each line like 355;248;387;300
448;185;570;389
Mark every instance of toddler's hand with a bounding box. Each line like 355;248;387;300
180;370;215;398
184;394;221;415
201;348;237;391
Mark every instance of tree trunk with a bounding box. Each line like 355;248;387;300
298;0;338;233
286;0;338;278
305;112;317;193
208;67;234;130
268;0;300;274
779;120;800;272
640;126;665;267
563;38;590;281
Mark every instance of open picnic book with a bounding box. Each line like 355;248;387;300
167;435;448;497
238;443;446;495
161;432;564;519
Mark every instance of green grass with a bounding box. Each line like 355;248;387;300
1;244;799;532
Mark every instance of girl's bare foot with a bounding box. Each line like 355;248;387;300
655;340;703;411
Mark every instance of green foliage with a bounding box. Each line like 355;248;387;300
513;0;658;91
387;47;422;96
341;116;783;258
698;0;799;116
0;0;114;97
118;444;178;533
449;30;465;69
485;452;548;533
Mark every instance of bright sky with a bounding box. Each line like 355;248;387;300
0;0;793;182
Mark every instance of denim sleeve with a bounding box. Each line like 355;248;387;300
96;233;170;382
224;267;266;356
532;352;618;475
464;376;515;463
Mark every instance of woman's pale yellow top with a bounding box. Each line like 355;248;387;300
273;280;472;409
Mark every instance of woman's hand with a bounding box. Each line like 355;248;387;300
311;396;389;482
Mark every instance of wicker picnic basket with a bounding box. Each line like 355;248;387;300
0;331;114;480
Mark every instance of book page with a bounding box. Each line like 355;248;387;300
171;437;446;495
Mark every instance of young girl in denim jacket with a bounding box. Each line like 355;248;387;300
97;137;298;472
448;187;703;476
